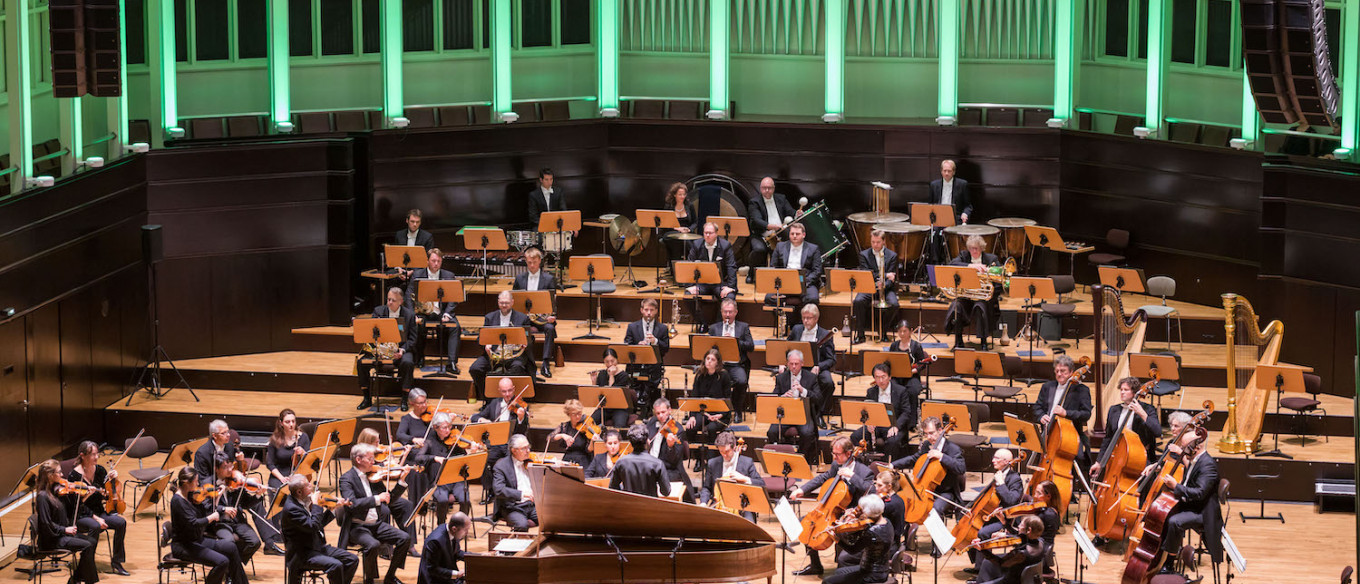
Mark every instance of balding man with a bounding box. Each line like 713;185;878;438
470;378;531;504
468;291;536;398
745;177;796;284
928;159;972;224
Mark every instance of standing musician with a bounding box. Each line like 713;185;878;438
852;230;900;343
890;416;967;519
659;182;699;279
788;436;875;577
851;364;912;459
280;474;358;584
206;454;265;568
822;495;895;584
415;411;483;521
357;287;418;411
585;429;626;480
644;399;694;501
470;378;531;502
264;409;310;556
417;512;470;584
34;459;99;584
404;248;462;377
685;348;733;443
971;516;1046;584
765;222;823;306
610;425;668;497
586;348;633;428
745;176;797;284
468;291;536;398
67;441;130;575
526;168;565;226
1032;355;1093;464
945;235;1001;349
1158;429;1222;574
929;159;972;224
886;320;930;428
699;432;765;521
707;299;754;422
622;298;670;409
339;444;413;584
785;303;836;422
1091;376;1162;480
491;434;539;531
766;349;821;464
548;400;596;466
396;209;435;252
512;248;558;379
684;221;738;328
169;467;250;584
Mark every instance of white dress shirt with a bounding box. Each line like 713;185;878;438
498;311;513;327
763;197;780;227
525;271;541;291
787;244;804;268
405;231;419;246
514;459;533;501
940;179;954;206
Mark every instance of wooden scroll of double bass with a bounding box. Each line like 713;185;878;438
1122;412;1211;584
899;420;958;524
1122;401;1214;562
1085;377;1156;539
1027;357;1090;517
798;440;867;551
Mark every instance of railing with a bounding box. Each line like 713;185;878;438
31;148;69;165
1261;127;1343;142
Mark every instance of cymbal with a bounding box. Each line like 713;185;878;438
608;216;649;256
665;232;702;241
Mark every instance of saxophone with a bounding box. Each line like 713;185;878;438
941;257;1017;302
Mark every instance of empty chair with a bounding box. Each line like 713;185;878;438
511;101;539;122
437;106;470;127
1040;275;1077;348
403;107;437;128
225;115;262;137
1114;115;1142;136
947;403;990;452
629;99;665;119
1169;122;1201;143
1022;108;1054;127
1137;276;1182;351
188;118;225;139
470;104;494;124
1200;125;1233;147
122;435;168;515
983;356;1027;402
295;112;332;133
1087;228;1130;268
539;100;571;121
1279;373;1328;445
759;443;801;500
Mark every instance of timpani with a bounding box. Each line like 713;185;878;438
987;217;1037;260
847;211;910;252
878;222;931;263
944;224;1000;259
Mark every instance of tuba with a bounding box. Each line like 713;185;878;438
941;257;1016;301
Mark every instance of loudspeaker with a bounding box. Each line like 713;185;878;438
84;0;122;97
1239;0;1338;129
49;0;88;98
141;225;163;264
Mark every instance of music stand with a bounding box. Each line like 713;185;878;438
690;335;740;365
608;343;659;384
1129;352;1184;411
313;416;359;481
510;290;553;319
436;452;489;487
829;268;877;351
462;227;509;314
934;266;987;348
861;350;917;380
1003;412;1044;454
910;203;955;271
295;445;336;484
569;255;616;339
579;385;630;416
538;210;582;291
353;318;401;412
952;348;1004;401
637;209;681;287
133;471;174;515
679;397;732;484
1009;276;1057;384
754;268;802;337
717;480;773;518
707;216;751;244
464;421;513;451
676;261;723;332
383;245;428;273
756;396;809;458
478;326;529;350
839;401;892;452
418;280;466;379
1097;266;1147;295
1254;363;1310;459
757;449;814;499
163;437;208;471
762;340;813;371
920;401;974;433
265;486;292;519
1023;225;1092;276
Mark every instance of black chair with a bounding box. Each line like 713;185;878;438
982;356;1027;402
511;101;539;122
188;118;225;139
295;112;332;134
1280;373;1328;445
947;403;990;453
1087;228;1130;268
1039;275;1077;348
629;99;665;119
20;516;74;584
226;115;263;137
1148;545;1197;584
539;101;571;121
957;107;983;126
1113;115;1142;135
1022;108;1053;127
987;107;1019;127
334;111;368;132
470;104;494;125
1149;352;1184;412
157;520;201;584
123;435;168;521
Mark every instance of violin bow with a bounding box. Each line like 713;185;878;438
383;411;397;492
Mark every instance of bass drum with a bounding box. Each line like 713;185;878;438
682;174;759;249
798;201;849;259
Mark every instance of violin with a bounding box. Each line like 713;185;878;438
55;479;101;498
607;443;634;466
367;464;422;483
659;417;681;438
441;429;481;451
317;494;351;510
828;506;873;535
418;408;467;424
374;442;408;463
988;501;1048;521
572;418;603;442
191;484;222;504
969;535;1021;551
224;477;270;496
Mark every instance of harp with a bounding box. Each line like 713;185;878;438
1216;293;1284;454
1091;284;1149;432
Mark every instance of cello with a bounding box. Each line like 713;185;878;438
949;481;1000;554
898;420;957;524
798;440;867;551
1123;401;1214;561
1026;357;1090;517
1122;422;1210;584
1085;377;1155;539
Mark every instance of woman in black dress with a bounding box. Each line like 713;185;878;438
659;182;699;278
587;348;634;428
67;441;129;575
685;348;732;444
263;408;309;550
168;467;248;584
34;459;99;584
824;494;896;584
886;320;930;424
549;399;596;467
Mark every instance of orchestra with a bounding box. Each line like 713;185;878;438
34;459;101;584
356;287;419;410
338;443;413;584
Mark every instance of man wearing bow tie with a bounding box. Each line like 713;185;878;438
527;168;564;226
684;222;738;328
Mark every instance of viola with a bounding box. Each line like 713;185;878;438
367;464;423;483
374;442;408;463
989;501;1048;521
440;428;481;451
317;494;351;510
573;418;603;442
828;507;873;535
798;440;867;551
225;477;270;496
191;484;222;504
418;408;467;424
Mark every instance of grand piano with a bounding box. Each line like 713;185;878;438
466;467;777;584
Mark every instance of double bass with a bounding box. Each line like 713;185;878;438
898;420;957;524
1027;357;1090;517
1085;377;1155;539
1122;419;1211;584
798;440;867;551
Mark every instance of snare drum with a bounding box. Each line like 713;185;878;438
543;231;574;254
847;211;910;252
507;230;542;251
944;225;1000;259
798;202;849;259
987;217;1037;260
878;222;931;262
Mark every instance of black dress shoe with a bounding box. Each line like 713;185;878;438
792;565;822;577
263;544;285;557
448;364;461;376
356;398;373;410
852;334;867;344
384;578;405;584
111;564;130;576
962;567;978;575
407;549;420;559
540;364;553;378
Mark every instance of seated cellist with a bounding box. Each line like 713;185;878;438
789;436;874;577
890;416;966;520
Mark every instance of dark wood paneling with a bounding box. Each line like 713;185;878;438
27;306;63;460
0;319;30;479
59;295;97;446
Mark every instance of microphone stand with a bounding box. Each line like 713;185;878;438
604;533;628;584
669;536;685;584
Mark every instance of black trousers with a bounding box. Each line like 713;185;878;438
481;445;509;494
767;422;818;464
416;321;461;370
853;291;899;337
54;533;98;584
358;355;416;398
294;545;358;584
689;286;737;329
469;355;531;398
75;513;126;563
849;425;904;460
210;520;262;565
747;238;771;277
725;365;750;418
349;521;411;582
531;324;556;363
173;537;248;584
1161;509;1205;556
501;502;538;532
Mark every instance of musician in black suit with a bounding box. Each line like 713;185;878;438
644;399;694;501
512;248;558;378
491;435;539;531
684;222;738;328
395;209;435;251
1032;355;1094;462
526;168;564;226
610;424;668;497
789;436;875;576
280;474;358;584
707;299;754;422
765;223;823;306
417;513;469;584
468;291;536;398
1091;377;1163;480
194;419;245;480
745;177;797;283
928;159;973;223
357;287;419;410
586;348;633;428
852;230;900;343
765;349;821;464
338;444;412;584
1160;429;1222;571
970;450;1030;562
622;298;670;408
891;416;967;519
33;460;99;584
585;429;626;479
785;303;836;418
944;235;1002;348
886;320;930;428
850;364;912;459
699;432;765;521
469;378;531;503
405;248;461;376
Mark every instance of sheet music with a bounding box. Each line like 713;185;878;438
492;537;534;554
923;510;956;553
774;497;803;542
1071;522;1100;565
1222;530;1247;573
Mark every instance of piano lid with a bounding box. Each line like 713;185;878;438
536;468;774;543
